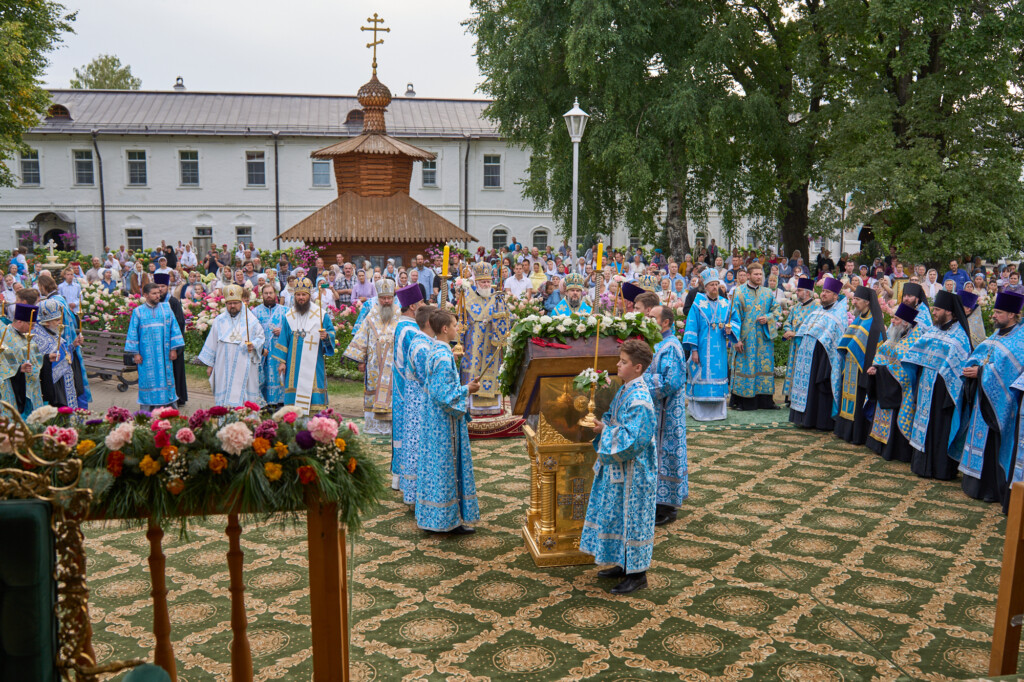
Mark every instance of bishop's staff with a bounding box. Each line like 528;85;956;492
578;242;603;428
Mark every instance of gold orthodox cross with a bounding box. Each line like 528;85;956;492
304;333;320;353
361;13;390;74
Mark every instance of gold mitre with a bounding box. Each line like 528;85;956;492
637;274;659;292
564;273;585;290
472;262;492;281
294;277;313;293
223;284;244;303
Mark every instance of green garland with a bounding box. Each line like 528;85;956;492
497;312;663;395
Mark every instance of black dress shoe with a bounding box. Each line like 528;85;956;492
610;572;648;594
654;509;678;526
597;566;625;579
448;525;476;535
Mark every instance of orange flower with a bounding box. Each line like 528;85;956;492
208;453;228;474
76;439;96;456
346;457;357;474
139;455;161;477
263;461;283;482
253;437;271;456
297;465;317;484
274;441;288;459
334;437;347;452
166;478;185;495
160;445;178;462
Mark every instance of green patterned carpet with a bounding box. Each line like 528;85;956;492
84;427;1016;681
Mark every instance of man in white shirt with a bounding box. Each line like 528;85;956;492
503;262;531;298
180;244;198;270
85;257;104;284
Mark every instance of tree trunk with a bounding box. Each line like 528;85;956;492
781;183;810;259
665;185;692;261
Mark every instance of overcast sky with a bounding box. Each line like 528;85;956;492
42;0;486;99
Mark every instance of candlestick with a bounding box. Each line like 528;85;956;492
596;242;603;271
442;245;450;277
577;316;602;428
25;309;35;364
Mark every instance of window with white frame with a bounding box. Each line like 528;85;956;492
483;154;501;188
127;150;147;185
125;228;144;252
246;151;266;186
73;150;94;185
194;226;213;258
532;228;549;250
492;228;508;251
422;159;437;187
20;149;40;185
179;150;199;186
745;232;757;247
235;226;252;245
312;160;331;187
15;230;34;249
629;236;641;249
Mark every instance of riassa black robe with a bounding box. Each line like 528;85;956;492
960;380;1008;506
788;341;835;431
162;294;188;406
866;366;913;462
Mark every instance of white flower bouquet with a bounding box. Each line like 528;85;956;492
573;367;613;393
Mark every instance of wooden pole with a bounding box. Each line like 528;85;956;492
147;518;177;681
990;482;1024;675
307;501;350;682
226;513;254;681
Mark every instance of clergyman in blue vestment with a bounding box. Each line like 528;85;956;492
124;284;184;411
683;269;740;422
729;264;778;410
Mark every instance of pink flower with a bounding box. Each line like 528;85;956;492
175;427;196;444
151;419;172;432
55;428;78;446
57;406;74;415
307;416;339;443
282;412;297;424
104;422;135;450
346;421;360;436
216;421;253;456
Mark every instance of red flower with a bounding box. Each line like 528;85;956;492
244;401;260;412
161;409;180;419
153;430;170;448
106;451;125;477
297;465;318;484
209;405;229;417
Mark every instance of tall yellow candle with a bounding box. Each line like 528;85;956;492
596;242;603;271
442;245;450;276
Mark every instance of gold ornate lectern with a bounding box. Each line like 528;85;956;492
509;337;623;566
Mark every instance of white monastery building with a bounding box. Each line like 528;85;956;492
0;83;848;262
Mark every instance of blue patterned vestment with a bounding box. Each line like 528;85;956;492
396;331;440;504
124;302;184;407
253;303;288;405
782;299;820;398
415;344;480;532
834;313;879;420
954;324;1024;483
33;323;77;408
551;298;592;316
268;309;336;410
46;292;90;407
1009;372;1024;484
579;377;658;574
731;284;777;398
643;334;688;507
682;293;740;404
789;299;848;414
0;324;43;417
868;324;924;446
392;316;420;473
901;323;972;452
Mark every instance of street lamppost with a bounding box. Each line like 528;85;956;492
563;98;589;272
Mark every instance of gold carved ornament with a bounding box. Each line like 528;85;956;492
0;401;145;680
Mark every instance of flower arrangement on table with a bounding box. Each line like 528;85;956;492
573;367;613;393
496;312;662;395
2;403;386;531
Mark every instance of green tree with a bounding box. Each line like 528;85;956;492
813;0;1024;266
70;53;140;90
0;1;75;188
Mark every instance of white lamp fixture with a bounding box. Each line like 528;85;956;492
563;98;589;271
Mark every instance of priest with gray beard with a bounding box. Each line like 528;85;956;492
344;279;400;434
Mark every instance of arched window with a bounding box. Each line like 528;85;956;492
46;104;71;120
344;109;364;126
531;228;549;250
492;227;509;251
695;231;708;249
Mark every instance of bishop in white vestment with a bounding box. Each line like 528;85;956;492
197;285;265;407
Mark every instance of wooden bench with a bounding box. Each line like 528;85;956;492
81;329;137;393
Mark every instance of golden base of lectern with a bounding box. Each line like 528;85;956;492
522;524;594;567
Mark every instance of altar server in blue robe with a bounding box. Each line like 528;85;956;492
392;283;426;490
551;273;592;316
124;283;184;410
730;263;778;410
683;269;740;421
415;309;481;534
643;305;688;526
395;304;437;504
865;304;924;462
833;286;885;445
1007;372;1024;489
782;278;820;403
581;339;658;595
955;291;1024;506
789;277;848;431
254;284;289;409
902;290;973;480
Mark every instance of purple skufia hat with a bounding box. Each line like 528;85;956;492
894;303;919;324
153;272;170;286
395;283;424;308
821;277;843;294
797;277;815;291
621;281;643;302
13;304;38;322
958;290;979;310
995;291;1024;315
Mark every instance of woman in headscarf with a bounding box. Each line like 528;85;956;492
658;277;673;304
529;261;548;292
128;260;150;296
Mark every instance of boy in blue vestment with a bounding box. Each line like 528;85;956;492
581;338;658;595
415;310;481;534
